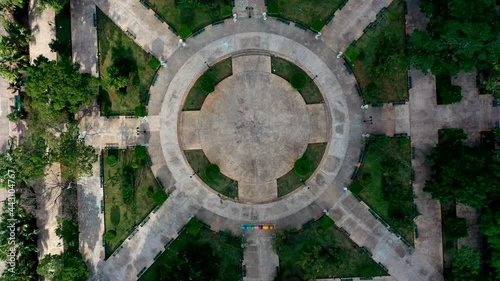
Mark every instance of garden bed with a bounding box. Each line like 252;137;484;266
146;0;233;39
349;136;415;244
277;143;327;197
182;58;233;111
184;150;238;198
97;9;160;116
267;0;344;32
139;219;243;281
274;216;387;279
271;56;323;104
344;0;407;104
103;148;166;257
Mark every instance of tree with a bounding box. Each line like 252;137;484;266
25;56;99;115
408;0;500;76
8;135;51;185
451;246;480;280
38;0;68;13
424;129;500;208
37;254;89;281
106;57;132;89
295;245;325;280
57;124;97;181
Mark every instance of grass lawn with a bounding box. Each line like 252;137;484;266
267;0;344;31
184;150;238;198
97;9;160;116
54;3;72;59
274;216;387;280
182;58;233;111
277;143;327;197
345;0;407;104
103;149;163;257
271;57;323;104
139;219;243;281
350;137;414;244
147;0;233;38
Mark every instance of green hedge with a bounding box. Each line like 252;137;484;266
153;190;168;206
290;72;307;90
294;158;312;178
344;46;361;63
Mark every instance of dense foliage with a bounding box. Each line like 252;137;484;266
408;0;500;76
424;129;500;208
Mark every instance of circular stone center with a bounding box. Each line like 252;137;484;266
198;71;311;184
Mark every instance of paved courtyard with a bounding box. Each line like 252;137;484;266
68;0;498;279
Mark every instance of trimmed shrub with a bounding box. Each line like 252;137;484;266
221;5;233;18
135;146;147;160
104;230;117;241
205;164;221;183
267;2;278;14
121;166;136;205
349;181;363;195
135;105;147;117
110;205;120;226
437;75;463;104
147;186;154;198
294;158;312;178
200;74;216;93
290;72;307;90
360;172;373;185
310;19;325;33
344;46;361;63
318;216;334;229
147;57;161;70
153;190;168;205
178;25;192;39
389;11;400;20
317;226;326;236
186;219;203;236
106;155;118;167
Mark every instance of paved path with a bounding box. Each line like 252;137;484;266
29;0;56;61
243;230;278;281
79;116;149;149
93;0;178;61
322;0;393;52
71;0;98;76
234;0;266;19
98;189;201;280
77;157;104;276
33;163;64;259
77;4;450;281
330;193;442;281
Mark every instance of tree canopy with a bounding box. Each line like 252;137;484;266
451;246;480;280
57;124;97;181
424;129;500;208
25;56;98;115
408;0;500;76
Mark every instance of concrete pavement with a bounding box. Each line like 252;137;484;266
71;0;98;76
322;0;393;52
29;0;56;61
93;0;178;61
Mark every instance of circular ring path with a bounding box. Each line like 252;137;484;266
157;31;363;222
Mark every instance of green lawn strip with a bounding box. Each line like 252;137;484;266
274;216;387;279
103;149;163;257
267;0;343;31
347;0;408;104
139;219;243;281
146;0;233;38
184;150;238;198
97;9;160;116
271;57;323;104
182;58;232;111
54;4;72;59
277;143;326;197
350;137;414;244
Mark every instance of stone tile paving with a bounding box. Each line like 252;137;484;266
77;158;104;276
93;0;179;61
234;0;266;19
71;0;98;76
243;230;279;281
29;0;57;61
73;3;452;280
321;0;393;52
